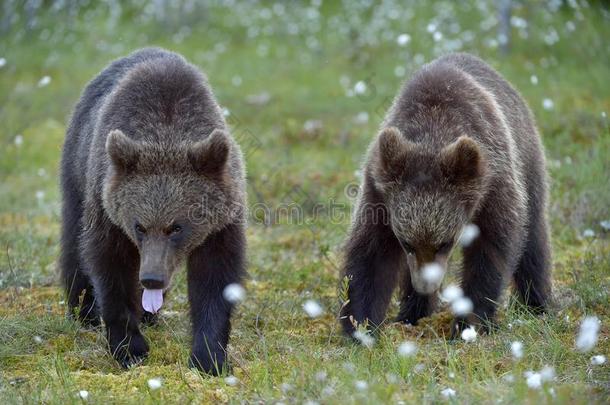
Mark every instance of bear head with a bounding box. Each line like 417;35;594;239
371;126;488;294
102;128;242;291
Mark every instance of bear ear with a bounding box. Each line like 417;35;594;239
375;127;412;182
106;129;140;173
440;136;486;185
188;129;231;178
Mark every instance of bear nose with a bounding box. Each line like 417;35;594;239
140;273;166;290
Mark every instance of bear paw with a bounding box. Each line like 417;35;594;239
108;329;149;368
189;350;227;376
449;316;494;340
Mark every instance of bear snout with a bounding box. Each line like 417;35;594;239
140;273;166;290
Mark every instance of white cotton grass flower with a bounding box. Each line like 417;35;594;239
224;375;239;386
600;220;610;231
461;327;477;342
78;390;89;400
530;75;538;85
353;330;375;348
14;134;23;146
582;229;595;238
441;284;463;303
510;341;524;359
354;380;368;391
590;355;606;365
397;341;418;357
0;57;6;68
354;111;369;125
542;98;554;110
396;33;411;46
451;296;473;316
540;365;555;382
36;190;45;201
525;371;542;389
441;387;456;398
37;75;51;87
147;378;162;390
314;371;327;382
422;263;444;284
33;335;43;344
503;373;515;383
223;283;246;304
303;299;324;318
459;224;480;247
576;316;600;352
353;81;367;95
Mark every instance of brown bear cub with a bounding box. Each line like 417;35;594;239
60;48;246;374
340;53;551;339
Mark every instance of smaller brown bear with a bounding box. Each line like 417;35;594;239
60;48;246;374
340;53;551;338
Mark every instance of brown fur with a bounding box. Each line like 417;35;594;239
340;53;551;338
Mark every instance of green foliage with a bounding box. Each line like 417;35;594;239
1;1;609;403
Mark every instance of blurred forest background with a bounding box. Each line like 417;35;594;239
0;1;609;403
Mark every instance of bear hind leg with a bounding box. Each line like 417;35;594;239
60;190;99;327
513;202;551;313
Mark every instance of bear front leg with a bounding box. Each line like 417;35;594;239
452;213;520;339
83;223;148;367
339;212;402;337
187;223;245;375
395;270;437;325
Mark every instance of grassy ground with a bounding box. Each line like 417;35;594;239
1;1;609;403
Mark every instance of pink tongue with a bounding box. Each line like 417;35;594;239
142;289;163;313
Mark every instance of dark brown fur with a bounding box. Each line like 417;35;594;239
60;48;246;374
340;53;551;338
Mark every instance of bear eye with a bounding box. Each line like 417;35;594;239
167;224;183;236
134;223;146;235
437;241;453;254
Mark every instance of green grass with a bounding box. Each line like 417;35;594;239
1;1;609;403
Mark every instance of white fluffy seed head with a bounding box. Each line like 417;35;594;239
461;327;477;342
459;224;480;247
223;283;246;304
147;378;162;390
225;375;239;386
78;390;89;400
451;297;473;316
441;387;456;398
353;81;367;94
441;285;463;303
525;371;542;389
542;98;554;110
397;33;411;46
590;355;606;365
511;341;524;359
422;263;444;284
303;300;324;318
540;365;555;382
354;380;368;391
576;316;600;352
38;75;51;87
397;341;418;357
353;330;375;348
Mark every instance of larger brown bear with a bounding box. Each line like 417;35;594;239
340;53;551;338
60;48;246;374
